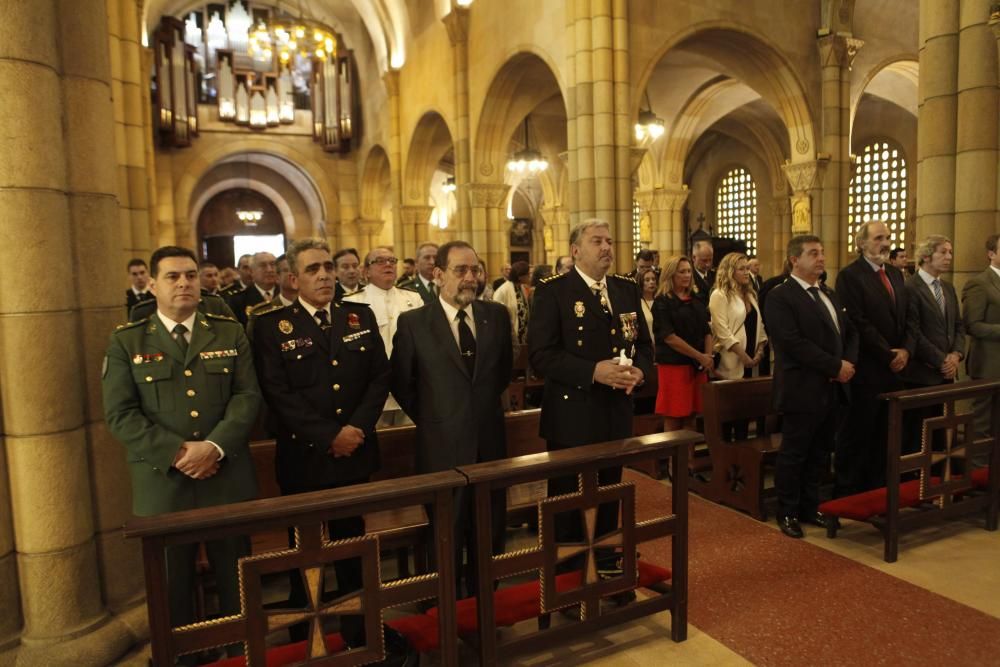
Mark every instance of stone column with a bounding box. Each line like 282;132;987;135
399;205;434;260
953;0;999;289
155;152;177;245
540;205;571;267
992;7;1000;231
114;0;153;261
817;33;862;274
357;218;386;258
663;188;690;258
383;70;405;254
610;0;632;266
782;160;829;241
467;184;509;279
443;7;471;234
771;197;792;274
917;0;960;242
0;1;141;663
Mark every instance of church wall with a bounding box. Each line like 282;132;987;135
686;134;778;273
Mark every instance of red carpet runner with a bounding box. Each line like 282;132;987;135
626;470;1000;665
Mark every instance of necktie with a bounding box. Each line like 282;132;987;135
263;289;272;302
931;279;945;315
456;310;476;376
315;309;331;330
807;287;839;333
172;323;189;355
429;281;438;298
878;267;895;303
592;283;612;318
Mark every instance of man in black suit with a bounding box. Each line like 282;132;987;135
333;248;363;303
765;235;858;538
124;258;154;314
835;220;913;495
528;219;654;588
252;239;414;663
691;239;716;305
227;251;278;327
391;240;513;598
221;254;252;298
748;257;764;293
400;243;439;304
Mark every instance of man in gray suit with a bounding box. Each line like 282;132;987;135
391;240;513;598
902;235;965;457
904;235;965;387
962;233;1000;466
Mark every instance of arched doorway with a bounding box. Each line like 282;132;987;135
196;189;285;267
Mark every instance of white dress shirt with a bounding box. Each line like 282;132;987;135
254;284;274;302
299;299;332;326
575;266;613;314
439;296;476;348
789;274;839;333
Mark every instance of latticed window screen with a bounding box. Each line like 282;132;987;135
716;167;757;256
632;198;642;251
848;140;907;247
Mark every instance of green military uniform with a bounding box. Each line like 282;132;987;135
128;291;236;325
102;309;262;629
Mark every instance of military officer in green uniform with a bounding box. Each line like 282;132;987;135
128;289;236;323
102;245;261;638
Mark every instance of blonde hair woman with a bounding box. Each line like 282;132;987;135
709;252;767;381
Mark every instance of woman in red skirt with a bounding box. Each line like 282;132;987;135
651;255;715;431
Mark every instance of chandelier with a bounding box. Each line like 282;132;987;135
634;91;665;141
506;117;548;174
248;18;338;63
236;209;263;225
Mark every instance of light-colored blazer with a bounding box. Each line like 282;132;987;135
962;267;1000;379
709;288;767;380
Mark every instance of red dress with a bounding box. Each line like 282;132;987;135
655;363;707;418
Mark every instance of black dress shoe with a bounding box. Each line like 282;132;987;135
803;512;839;529
777;516;804;538
374;626;419;667
607;589;637;607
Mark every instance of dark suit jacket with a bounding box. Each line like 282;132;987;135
528;270;655;447
391;300;512;473
227;284;269;327
835;257;911;388
125;289;154;314
962;267;1000;379
902;272;965;386
757;272;788;328
765;280;858;415
252;299;390;492
692;268;716;305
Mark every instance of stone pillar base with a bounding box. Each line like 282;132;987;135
6;604;147;667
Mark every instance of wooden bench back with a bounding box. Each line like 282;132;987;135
701;377;775;445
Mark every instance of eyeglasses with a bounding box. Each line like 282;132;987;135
367;257;399;266
449;265;484;277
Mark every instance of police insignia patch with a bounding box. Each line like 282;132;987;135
278;320;294;334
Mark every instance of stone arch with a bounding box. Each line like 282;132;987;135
850;56;918;129
173;138;337;247
635;22;818;167
191;179;296;239
403;110;454;205
360;144;391;219
473;50;567;185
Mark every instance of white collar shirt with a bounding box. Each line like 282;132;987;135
299;300;332;328
789;274;839;333
575;266;612;314
439;296;475;348
156;310;197;343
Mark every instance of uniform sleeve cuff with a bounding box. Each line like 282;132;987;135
206;440;225;460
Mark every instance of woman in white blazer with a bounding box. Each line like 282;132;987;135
709;252;767;381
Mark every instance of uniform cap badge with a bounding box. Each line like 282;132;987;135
278;320;294;334
347;313;361;330
574;301;585;318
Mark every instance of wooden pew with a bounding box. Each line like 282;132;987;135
698;377;781;520
819;379;1000;562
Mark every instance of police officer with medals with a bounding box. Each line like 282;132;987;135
528;219;654;596
250;238;415;665
102;246;261;648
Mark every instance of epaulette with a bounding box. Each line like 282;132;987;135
205;312;239;322
540;272;566;284
114;317;148;331
249;300;284;317
250;301;288;317
610;273;638;284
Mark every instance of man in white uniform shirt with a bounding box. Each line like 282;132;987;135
344;246;423;426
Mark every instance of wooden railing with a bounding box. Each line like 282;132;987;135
125;429;699;666
880;379;1000;562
